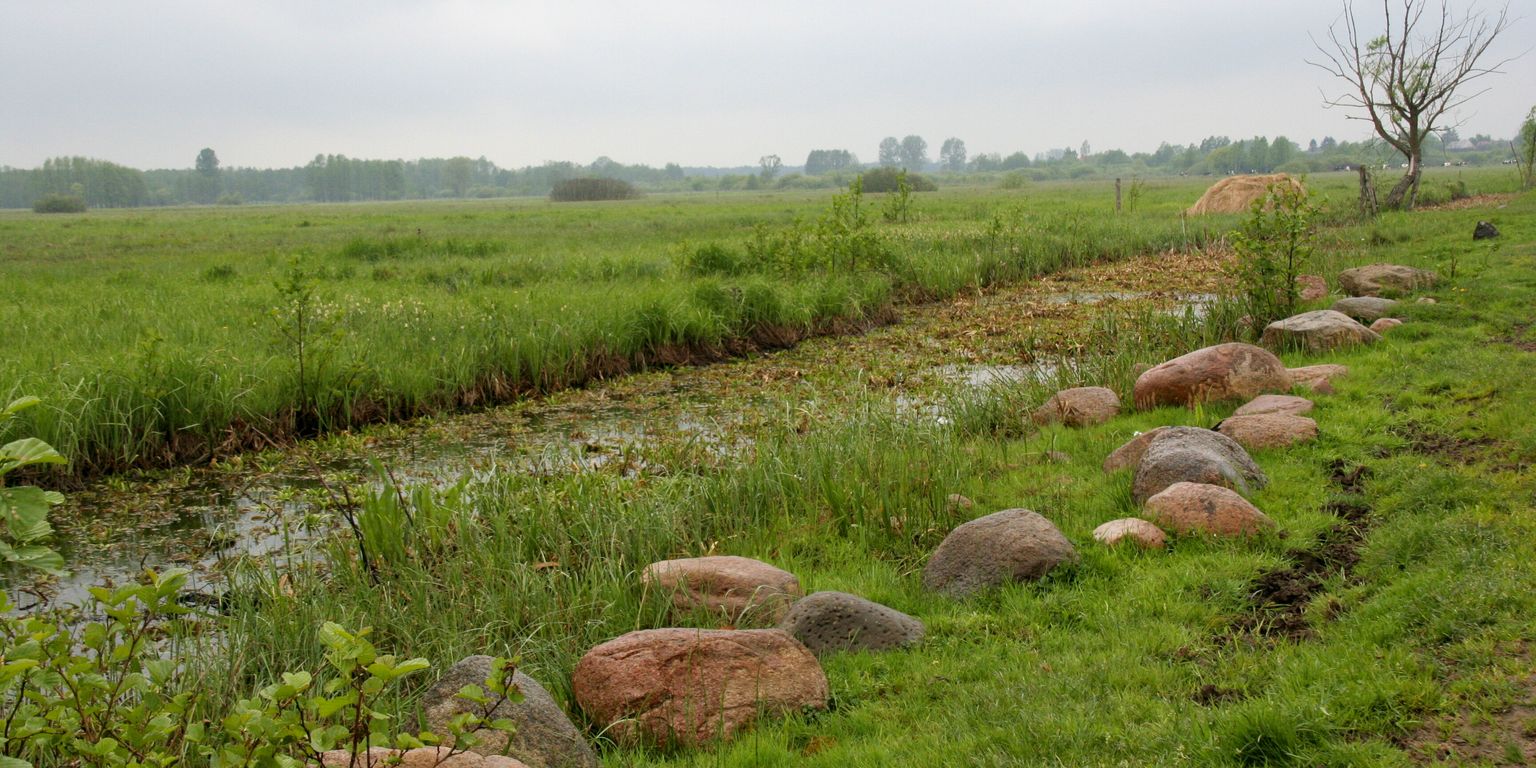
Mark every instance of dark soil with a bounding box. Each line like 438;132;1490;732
1225;461;1374;643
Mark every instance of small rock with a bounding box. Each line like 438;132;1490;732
572;628;827;747
1133;343;1291;409
1338;264;1437;297
1145;482;1275;537
1296;274;1328;301
780;591;925;656
1032;386;1121;427
1261;310;1380;353
1216;413;1319;450
1370;318;1403;333
1473;220;1500;240
1102;428;1170;474
1131;426;1267;504
1288;364;1349;394
1045;450;1073;464
1416;297;1438;305
642;556;801;622
946;493;975;511
1091;519;1167;549
922;509;1079;598
1233;394;1314;417
319;748;528;768
1330;296;1398;323
421;657;597;768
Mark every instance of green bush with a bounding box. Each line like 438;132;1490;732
860;167;936;193
679;243;745;276
549;177;641;202
32;194;86;213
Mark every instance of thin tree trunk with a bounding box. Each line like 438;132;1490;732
1383;151;1423;210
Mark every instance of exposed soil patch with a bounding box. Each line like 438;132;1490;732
1389;421;1498;466
1495;321;1536;353
1192;683;1246;707
1225;461;1374;643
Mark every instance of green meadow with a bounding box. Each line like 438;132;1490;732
3;170;1533;766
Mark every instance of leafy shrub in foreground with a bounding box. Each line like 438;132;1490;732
0;568;519;766
549;177;641;202
32;194;87;213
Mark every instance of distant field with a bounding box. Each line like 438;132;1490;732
0;169;1517;475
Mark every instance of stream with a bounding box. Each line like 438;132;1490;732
22;270;1227;609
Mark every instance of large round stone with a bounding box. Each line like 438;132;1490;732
641;555;801;622
1133;343;1291;409
420;656;597;768
1131;426;1267;504
922;508;1078;598
780;591;924;656
1261;310;1380;353
1145;482;1276;537
572;628;827;747
1338;264;1437;297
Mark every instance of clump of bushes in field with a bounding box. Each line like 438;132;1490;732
32;194;87;213
860;167;936;193
549;177;641;202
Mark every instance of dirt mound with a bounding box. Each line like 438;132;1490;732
1186;174;1304;215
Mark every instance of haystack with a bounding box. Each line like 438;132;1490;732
1186;174;1304;215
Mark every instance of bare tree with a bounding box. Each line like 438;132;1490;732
1310;1;1516;209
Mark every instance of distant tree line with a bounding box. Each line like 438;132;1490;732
0;128;1521;209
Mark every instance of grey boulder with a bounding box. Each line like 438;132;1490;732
1261;310;1380;352
1131;426;1267;504
1330;296;1398;323
922;509;1078;598
780;591;924;656
421;656;597;768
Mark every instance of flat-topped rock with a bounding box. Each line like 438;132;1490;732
1133;343;1291;409
1261;310;1380;353
1288;364;1349;394
1092;518;1167;549
1331;296;1398;323
1131;427;1267;504
922;509;1078;598
572;628;827;747
1217;413;1319;450
1234;394;1314;417
1032;386;1121;427
780;591;924;656
642;555;801;622
1338;264;1437;297
1145;482;1275;537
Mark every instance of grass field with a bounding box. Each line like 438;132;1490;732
130;182;1528;766
6;169;1515;478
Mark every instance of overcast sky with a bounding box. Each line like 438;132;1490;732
2;0;1530;170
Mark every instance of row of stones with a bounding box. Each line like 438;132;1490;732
317;262;1432;767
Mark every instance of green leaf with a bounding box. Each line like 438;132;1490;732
0;438;66;476
2;396;41;418
0;487;58;542
0;755;35;768
5;545;64;577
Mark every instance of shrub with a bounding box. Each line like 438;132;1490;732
32;194;87;213
860;167;936;193
1228;181;1319;330
549;177;641;202
679;243;745;276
